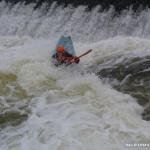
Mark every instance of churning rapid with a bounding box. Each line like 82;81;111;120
0;1;150;150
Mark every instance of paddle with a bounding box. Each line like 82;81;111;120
70;49;92;62
64;49;92;61
77;49;92;59
70;49;92;63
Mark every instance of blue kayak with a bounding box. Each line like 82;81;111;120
51;36;76;57
51;36;76;66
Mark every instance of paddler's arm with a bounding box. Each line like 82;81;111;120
51;54;61;66
61;51;79;63
72;56;80;63
62;56;80;63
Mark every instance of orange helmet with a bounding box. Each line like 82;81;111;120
56;45;64;53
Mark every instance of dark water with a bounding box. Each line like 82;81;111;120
94;55;150;120
1;0;150;11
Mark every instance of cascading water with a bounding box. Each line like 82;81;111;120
0;1;150;150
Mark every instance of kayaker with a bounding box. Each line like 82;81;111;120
52;45;80;65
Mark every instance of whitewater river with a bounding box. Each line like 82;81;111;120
0;2;150;150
